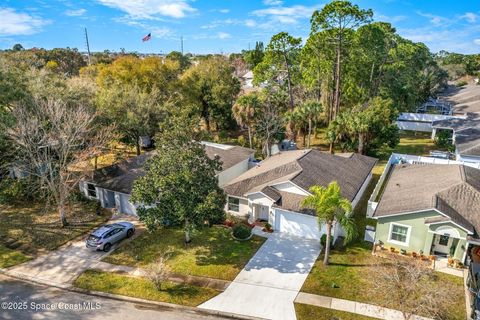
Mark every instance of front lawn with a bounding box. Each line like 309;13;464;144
74;269;218;306
0;200;110;255
301;243;466;320
0;245;31;268
295;303;376;320
103;226;265;281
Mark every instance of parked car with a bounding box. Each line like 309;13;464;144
86;222;135;252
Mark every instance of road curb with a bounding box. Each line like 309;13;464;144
0;269;263;320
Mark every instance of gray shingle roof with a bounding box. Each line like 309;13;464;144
373;163;480;235
455;127;480;156
224;149;377;202
92;143;253;194
202;143;254;171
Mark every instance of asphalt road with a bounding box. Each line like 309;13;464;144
0;275;233;320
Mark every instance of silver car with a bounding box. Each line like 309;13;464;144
86;222;135;252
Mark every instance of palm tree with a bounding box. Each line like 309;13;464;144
302;181;356;266
232;93;260;149
298;101;323;148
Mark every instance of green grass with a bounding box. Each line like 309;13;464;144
74;269;219;307
0;245;31;268
301;243;466;320
0;200;110;255
103;226;265;281
295;303;377;320
375;131;441;161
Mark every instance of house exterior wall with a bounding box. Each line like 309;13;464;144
376;210;441;252
351;172;372;209
225;196;250;217
375;210;468;261
218;157;252;187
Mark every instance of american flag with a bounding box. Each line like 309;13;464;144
142;33;151;42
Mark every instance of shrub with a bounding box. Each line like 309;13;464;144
0;178;33;204
320;234;334;248
144;252;171;291
264;223;272;231
456;80;468;87
237;135;246;147
232;224;252;240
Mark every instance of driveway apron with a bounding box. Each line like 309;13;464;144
199;233;321;320
8;240;114;285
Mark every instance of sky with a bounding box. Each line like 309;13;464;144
0;0;479;55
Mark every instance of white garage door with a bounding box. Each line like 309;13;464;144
275;209;321;240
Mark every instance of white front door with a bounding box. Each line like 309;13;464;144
259;206;269;221
433;234;452;255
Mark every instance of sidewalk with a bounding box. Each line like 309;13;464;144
295;292;432;320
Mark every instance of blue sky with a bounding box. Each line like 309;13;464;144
0;0;479;54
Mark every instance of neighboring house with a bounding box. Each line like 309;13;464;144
432;115;480;163
370;163;480;263
223;149;377;240
79;142;254;215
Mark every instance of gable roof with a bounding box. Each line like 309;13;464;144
201;142;254;171
373;164;480;235
91;142;254;194
223;149;377;202
455;127;480;157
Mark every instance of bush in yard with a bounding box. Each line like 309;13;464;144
144;252;171;291
320;234;334;249
232;224;252;240
0;178;34;204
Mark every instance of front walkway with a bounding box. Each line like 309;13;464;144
295;293;432;320
199;233;321;320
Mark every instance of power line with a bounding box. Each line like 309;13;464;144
84;28;91;65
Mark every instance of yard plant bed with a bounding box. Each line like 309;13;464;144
0;245;30;268
0;200;110;255
103;226;265;281
74;269;219;307
301;242;466;320
295;303;376;320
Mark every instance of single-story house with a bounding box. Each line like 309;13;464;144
79;142;254;215
223;149;377;240
371;163;480;263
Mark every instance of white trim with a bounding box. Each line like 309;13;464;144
227;196;241;213
427;230;465;240
287;180;312;196
387;222;412;247
374;208;473;235
244;190;276;201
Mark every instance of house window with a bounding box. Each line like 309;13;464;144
388;223;410;245
439;235;449;246
227;197;240;212
87;183;97;198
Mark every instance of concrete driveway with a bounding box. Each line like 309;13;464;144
8;240;111;284
199;233;321;320
7;216;142;285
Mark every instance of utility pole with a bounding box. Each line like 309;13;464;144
84;27;91;65
181;36;184;55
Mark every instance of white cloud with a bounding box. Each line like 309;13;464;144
113;16;171;38
217;32;231;39
0;8;49;36
251;4;319;28
263;0;283;5
65;9;87;17
416;11;452;27
245;19;256;28
461;12;478;23
374;13;407;24
474;39;480;46
96;0;196;19
219;9;229;14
